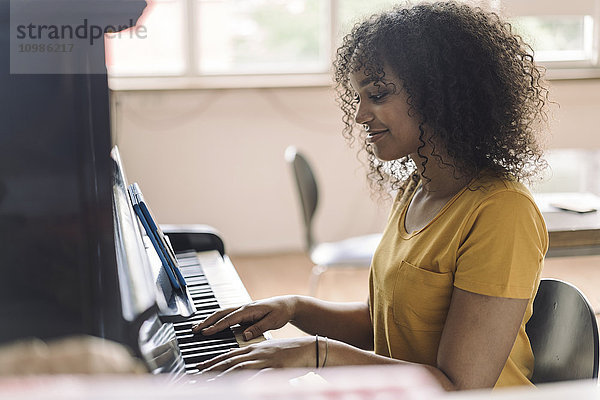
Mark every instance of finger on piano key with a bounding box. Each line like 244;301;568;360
197;304;269;337
232;326;266;347
195;345;253;371
191;307;239;333
168;250;269;374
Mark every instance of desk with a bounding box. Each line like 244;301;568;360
535;193;600;257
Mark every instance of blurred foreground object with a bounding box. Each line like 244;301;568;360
0;364;442;399
0;336;146;375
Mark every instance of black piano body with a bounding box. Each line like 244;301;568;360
0;0;257;376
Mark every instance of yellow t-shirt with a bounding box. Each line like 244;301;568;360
368;174;548;387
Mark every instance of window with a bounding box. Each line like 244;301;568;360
195;0;330;74
106;0;600;89
106;0;188;76
512;16;593;63
106;0;400;88
500;0;600;78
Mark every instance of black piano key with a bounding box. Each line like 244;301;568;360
186;282;209;287
186;285;210;290
182;349;234;365
192;300;217;308
177;336;235;347
163;310;217;324
191;298;219;305
187;282;210;288
189;296;215;303
166;312;215;325
193;304;220;312
163;251;246;371
189;295;215;302
173;326;235;340
188;291;212;296
191;301;219;309
184;310;215;319
180;342;237;355
190;296;217;302
191;299;219;306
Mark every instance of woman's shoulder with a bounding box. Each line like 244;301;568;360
459;173;548;254
461;173;542;220
470;173;535;202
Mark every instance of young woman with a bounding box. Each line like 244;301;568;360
192;2;549;390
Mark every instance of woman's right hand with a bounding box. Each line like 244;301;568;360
191;295;298;341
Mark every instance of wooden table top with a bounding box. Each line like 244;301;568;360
534;192;600;257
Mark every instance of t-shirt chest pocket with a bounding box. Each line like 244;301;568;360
392;261;454;332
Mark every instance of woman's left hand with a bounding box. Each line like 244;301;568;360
198;337;315;376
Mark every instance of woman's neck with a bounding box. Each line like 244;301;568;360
411;152;471;200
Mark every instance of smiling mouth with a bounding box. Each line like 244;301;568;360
366;130;389;142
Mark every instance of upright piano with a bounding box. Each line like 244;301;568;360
111;147;266;377
0;0;262;377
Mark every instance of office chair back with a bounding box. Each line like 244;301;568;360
285;146;318;251
526;278;599;384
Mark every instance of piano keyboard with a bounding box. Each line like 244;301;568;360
162;250;266;374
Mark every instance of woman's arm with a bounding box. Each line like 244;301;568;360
308;288;528;389
198;287;528;392
198;335;397;375
291;296;373;350
434;287;528;390
193;296;373;350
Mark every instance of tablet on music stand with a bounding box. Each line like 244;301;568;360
128;183;187;291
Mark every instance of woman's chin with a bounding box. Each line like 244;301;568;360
373;149;404;162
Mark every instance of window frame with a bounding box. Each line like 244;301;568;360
498;0;600;80
107;0;600;91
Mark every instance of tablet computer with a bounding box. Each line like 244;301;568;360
128;182;187;291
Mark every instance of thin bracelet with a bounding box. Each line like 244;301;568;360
315;334;320;369
322;336;328;368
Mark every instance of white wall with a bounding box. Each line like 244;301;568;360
112;86;390;254
546;80;600;147
112;79;600;255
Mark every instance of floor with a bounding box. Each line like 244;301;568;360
229;252;600;339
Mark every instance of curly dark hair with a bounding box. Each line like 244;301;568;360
333;1;549;196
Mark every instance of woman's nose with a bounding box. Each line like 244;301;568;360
354;102;373;126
